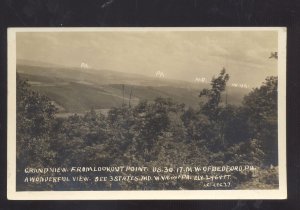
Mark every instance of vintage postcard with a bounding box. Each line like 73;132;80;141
7;27;286;200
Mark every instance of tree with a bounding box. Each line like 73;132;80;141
132;98;174;162
199;68;229;120
243;76;278;165
16;75;58;190
198;68;230;148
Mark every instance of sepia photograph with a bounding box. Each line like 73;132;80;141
7;27;286;200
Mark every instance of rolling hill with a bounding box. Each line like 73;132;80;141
17;61;250;116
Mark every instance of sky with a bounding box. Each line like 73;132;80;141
16;30;278;87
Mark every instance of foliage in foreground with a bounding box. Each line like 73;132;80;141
16;70;279;190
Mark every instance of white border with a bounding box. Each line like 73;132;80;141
7;27;287;200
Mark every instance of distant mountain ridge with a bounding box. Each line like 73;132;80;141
17;61;250;114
